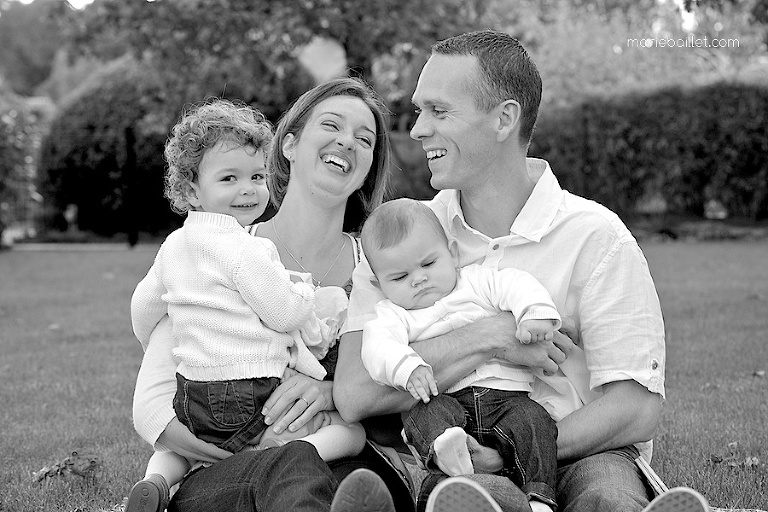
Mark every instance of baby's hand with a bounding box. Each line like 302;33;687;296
516;319;556;344
406;366;438;403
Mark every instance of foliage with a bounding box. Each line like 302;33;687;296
0;87;54;231
0;0;62;95
37;56;176;236
531;81;768;220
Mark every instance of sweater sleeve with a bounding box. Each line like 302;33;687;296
131;247;170;352
361;302;429;390
132;316;178;448
475;266;561;330
233;239;316;333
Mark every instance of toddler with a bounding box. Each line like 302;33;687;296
360;198;561;512
126;99;364;512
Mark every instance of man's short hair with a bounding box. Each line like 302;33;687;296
433;29;542;146
361;198;448;275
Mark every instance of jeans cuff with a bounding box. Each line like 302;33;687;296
522;482;557;508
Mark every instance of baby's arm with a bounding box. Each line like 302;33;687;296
476;266;561;344
361;302;431;390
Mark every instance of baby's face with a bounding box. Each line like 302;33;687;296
372;223;458;310
186;141;269;227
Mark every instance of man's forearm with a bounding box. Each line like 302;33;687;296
556;379;663;460
334;322;503;422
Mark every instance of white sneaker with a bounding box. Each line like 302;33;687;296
642;487;710;512
425;476;502;512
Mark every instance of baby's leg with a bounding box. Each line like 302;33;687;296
144;450;192;486
257;411;366;462
300;411;366;461
126;451;191;512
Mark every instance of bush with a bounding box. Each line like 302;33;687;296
532;82;768;220
37;56;178;236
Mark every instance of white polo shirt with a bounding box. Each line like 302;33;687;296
347;158;665;429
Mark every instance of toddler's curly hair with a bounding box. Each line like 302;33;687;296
164;98;273;214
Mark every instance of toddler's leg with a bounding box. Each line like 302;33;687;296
126;451;191;512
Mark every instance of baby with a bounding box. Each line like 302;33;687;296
126;99;363;512
360;198;561;512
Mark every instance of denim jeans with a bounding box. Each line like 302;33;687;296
169;440;416;512
416;446;651;512
557;446;651;512
173;373;280;452
403;387;558;507
169;441;336;512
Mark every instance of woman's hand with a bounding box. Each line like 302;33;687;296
261;371;334;435
157;418;232;464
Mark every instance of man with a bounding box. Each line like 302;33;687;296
335;29;709;512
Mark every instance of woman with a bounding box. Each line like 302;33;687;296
132;78;412;511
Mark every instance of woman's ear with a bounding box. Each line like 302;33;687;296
282;134;296;161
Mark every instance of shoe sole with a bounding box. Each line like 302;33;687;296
643;487;710;512
425;476;502;512
330;468;395;512
125;481;164;512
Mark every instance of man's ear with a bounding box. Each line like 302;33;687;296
369;276;381;289
282;134;296;161
496;99;521;143
185;181;202;209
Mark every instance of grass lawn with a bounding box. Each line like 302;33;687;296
0;241;766;511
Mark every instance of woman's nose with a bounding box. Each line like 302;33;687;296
336;130;355;150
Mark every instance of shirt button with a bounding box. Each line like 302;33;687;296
651;360;659;370
492;244;500;250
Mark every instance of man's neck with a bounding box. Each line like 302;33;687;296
459;156;535;239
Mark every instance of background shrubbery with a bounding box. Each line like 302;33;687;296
532;81;768;220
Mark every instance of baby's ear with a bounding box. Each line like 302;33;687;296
449;240;460;265
369;276;381;289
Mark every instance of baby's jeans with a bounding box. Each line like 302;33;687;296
403;387;558;508
173;372;280;453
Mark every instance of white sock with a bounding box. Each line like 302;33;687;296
529;501;554;512
432;426;474;476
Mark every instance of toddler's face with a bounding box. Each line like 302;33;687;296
187;141;269;226
372;223;458;310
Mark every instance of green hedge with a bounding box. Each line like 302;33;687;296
531;82;768;220
37;56;177;236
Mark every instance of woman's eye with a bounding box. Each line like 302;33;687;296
357;137;373;147
322;121;339;130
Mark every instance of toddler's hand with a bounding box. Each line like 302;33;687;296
516;319;556;344
406;366;438;403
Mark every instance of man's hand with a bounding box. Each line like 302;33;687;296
496;329;573;375
406;365;438;403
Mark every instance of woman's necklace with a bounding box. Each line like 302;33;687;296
271;219;347;287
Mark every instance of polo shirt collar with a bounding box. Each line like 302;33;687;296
444;158;563;243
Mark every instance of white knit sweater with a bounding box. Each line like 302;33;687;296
131;211;323;381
